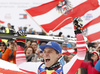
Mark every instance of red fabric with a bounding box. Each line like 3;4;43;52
80;61;100;74
0;68;28;74
0;39;2;42
87;32;100;42
82;16;100;30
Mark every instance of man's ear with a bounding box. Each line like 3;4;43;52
58;53;62;58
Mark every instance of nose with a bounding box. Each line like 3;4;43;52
44;52;49;57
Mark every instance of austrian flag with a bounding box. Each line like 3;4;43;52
26;0;100;33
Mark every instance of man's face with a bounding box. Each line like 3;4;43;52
43;47;61;67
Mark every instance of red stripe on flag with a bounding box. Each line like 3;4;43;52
0;68;27;74
82;16;100;30
67;59;83;74
77;47;86;49
41;17;72;32
19;68;36;74
87;31;100;42
77;41;85;44
26;0;60;17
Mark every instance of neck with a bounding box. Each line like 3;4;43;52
46;62;60;70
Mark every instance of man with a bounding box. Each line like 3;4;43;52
16;34;87;74
38;41;63;74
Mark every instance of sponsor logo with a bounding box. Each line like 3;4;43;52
19;14;27;19
83;14;93;20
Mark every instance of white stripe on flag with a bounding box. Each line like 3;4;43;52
98;0;100;5
77;44;86;47
87;23;100;35
33;8;62;25
16;54;25;57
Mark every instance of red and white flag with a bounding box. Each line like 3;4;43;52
83;16;100;42
26;0;99;33
0;59;28;74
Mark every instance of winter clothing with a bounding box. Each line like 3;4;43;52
80;61;100;74
2;48;16;64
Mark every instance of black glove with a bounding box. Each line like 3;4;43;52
73;17;83;34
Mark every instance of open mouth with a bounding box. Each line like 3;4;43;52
45;59;50;62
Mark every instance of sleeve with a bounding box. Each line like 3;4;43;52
2;48;10;61
16;39;26;65
80;62;89;69
63;34;86;74
95;59;100;71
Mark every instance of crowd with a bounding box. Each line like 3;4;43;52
0;22;100;74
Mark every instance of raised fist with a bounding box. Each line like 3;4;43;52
73;17;83;34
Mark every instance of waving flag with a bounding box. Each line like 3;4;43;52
0;59;27;74
83;16;100;42
26;0;99;33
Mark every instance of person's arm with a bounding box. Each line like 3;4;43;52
16;39;26;65
2;48;10;61
16;39;41;74
95;59;100;71
80;62;89;69
63;34;86;74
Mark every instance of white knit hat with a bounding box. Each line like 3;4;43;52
92;51;99;59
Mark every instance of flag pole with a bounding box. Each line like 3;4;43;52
25;10;48;35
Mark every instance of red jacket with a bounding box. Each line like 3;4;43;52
81;61;100;74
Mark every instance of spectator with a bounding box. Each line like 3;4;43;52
95;59;100;72
0;42;6;58
80;51;100;74
31;41;38;52
0;42;6;53
25;46;38;62
2;41;16;64
28;28;34;34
